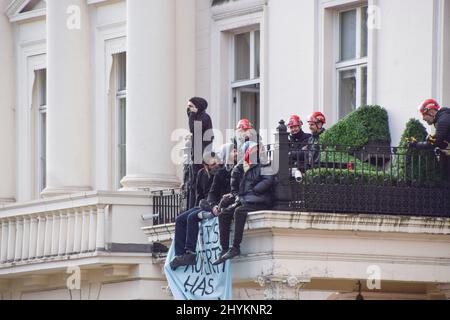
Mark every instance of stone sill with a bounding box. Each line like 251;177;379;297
143;211;450;244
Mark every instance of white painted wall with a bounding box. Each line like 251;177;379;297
175;0;196;181
266;0;316;132
196;0;212;102
376;0;436;145
0;0;16;203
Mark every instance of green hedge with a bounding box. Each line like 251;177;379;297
393;119;439;183
304;168;395;185
320;106;391;148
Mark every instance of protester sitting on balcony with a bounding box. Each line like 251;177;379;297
304;112;327;168
409;99;450;182
213;141;274;265
187;97;214;209
207;143;238;213
288;115;311;166
170;153;220;270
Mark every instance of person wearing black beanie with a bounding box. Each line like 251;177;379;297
186;97;214;209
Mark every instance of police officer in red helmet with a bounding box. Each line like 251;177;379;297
288;115;311;165
409;99;450;182
304;112;327;167
409;99;450;151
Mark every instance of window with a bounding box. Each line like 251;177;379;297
114;52;127;189
232;29;261;130
336;6;368;119
35;69;47;194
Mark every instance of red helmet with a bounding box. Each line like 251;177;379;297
419;99;440;115
288;115;303;128
236;119;254;131
308;112;326;125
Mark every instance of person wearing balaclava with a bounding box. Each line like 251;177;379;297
187;97;214;209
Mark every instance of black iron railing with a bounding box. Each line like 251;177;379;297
151;121;450;226
152;189;183;225
288;146;450;217
271;120;450;217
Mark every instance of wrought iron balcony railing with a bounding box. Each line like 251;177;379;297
151;121;450;226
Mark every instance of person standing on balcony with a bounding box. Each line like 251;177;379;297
288;115;311;166
170;152;221;270
409;99;450;182
409;99;450;151
304;112;327;168
187;97;214;209
213;142;274;266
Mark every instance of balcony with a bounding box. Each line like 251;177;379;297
143;123;450;299
0;191;174;300
143;209;450;300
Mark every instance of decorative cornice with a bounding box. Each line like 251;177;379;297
246;211;450;236
211;0;267;21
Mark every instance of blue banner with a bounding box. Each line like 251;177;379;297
164;217;232;300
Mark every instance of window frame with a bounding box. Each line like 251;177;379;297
113;52;127;190
231;28;261;130
335;5;369;119
35;69;47;195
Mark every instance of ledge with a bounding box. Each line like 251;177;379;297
0;191;153;219
143;211;450;244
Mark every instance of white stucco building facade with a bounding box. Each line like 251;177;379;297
0;0;449;300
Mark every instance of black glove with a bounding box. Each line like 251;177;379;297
218;196;236;212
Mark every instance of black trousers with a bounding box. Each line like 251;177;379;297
188;164;203;209
218;203;266;250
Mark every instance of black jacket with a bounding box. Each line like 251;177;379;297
188;105;214;160
416;108;450;150
231;164;274;207
289;131;311;163
195;168;215;206
207;166;232;207
306;128;326;166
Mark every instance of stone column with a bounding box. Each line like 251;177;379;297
121;0;179;191
0;0;16;204
42;0;92;197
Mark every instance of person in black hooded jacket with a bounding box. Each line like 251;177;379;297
187;97;214;209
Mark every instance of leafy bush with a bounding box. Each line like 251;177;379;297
320;106;391;148
393;119;439;184
303;168;396;185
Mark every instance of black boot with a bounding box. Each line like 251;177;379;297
170;256;183;271
176;252;197;268
212;247;240;266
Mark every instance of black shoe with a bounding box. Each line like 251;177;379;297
177;252;197;268
212;247;240;265
222;247;240;261
170;256;183;271
211;249;228;266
